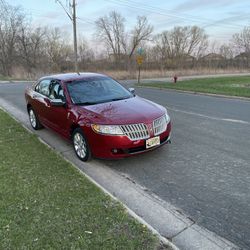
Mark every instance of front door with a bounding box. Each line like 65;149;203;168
46;80;69;137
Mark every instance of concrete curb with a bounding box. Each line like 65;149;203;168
0;80;34;84
0;97;239;250
136;85;250;102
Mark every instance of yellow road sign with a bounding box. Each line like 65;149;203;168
136;55;143;65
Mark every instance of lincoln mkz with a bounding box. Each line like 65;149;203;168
25;73;171;161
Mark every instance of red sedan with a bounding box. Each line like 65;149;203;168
25;73;171;161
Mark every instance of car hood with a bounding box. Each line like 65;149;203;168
77;96;166;125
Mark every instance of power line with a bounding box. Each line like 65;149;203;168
56;0;78;73
55;0;72;20
21;4;241;42
105;0;247;29
117;0;247;28
121;0;247;28
77;17;95;25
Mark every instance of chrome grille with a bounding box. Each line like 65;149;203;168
153;115;167;135
120;123;149;141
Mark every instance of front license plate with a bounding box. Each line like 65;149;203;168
146;136;160;149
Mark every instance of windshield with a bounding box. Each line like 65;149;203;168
67;76;133;105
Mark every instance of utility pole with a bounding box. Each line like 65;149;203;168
56;0;78;73
72;0;78;73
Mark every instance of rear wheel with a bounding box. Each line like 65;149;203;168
28;107;43;130
72;128;91;162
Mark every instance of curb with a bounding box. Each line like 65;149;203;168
136;85;250;102
0;80;34;84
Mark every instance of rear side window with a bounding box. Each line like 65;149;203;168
35;79;50;97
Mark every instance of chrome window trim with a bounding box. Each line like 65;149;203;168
33;79;65;101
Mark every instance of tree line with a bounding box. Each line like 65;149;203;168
1;0;250;78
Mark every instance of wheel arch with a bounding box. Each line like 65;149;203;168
27;103;32;112
70;123;81;138
71;124;92;161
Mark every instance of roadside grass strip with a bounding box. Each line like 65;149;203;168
0;109;160;249
140;76;250;98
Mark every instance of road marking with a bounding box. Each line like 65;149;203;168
167;107;250;125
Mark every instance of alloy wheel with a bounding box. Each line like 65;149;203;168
73;132;87;159
29;109;37;128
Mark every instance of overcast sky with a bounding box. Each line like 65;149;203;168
11;0;250;45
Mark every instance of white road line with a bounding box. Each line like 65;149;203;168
167;107;250;125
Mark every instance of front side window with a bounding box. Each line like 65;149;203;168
49;80;65;101
67;76;133;105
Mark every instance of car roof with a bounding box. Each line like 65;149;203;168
39;72;107;82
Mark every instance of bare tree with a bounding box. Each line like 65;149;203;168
45;28;72;72
95;11;126;61
218;44;234;68
187;26;208;58
129;16;153;58
231;27;250;67
78;36;94;69
0;0;25;76
17;26;46;75
154;26;208;68
232;26;250;53
95;12;153;62
219;44;234;59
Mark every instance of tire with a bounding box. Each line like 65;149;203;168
72;128;91;162
28;107;43;130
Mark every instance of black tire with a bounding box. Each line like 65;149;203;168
28;107;43;130
72;128;91;162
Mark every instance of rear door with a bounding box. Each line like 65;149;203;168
32;79;51;126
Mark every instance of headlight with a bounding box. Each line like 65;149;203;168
165;112;170;124
91;124;124;135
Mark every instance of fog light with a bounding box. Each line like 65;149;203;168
111;148;124;154
112;149;118;153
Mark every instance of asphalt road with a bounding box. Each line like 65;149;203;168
0;81;250;249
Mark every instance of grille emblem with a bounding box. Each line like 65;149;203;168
148;124;153;132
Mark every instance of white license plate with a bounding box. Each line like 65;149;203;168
146;136;160;149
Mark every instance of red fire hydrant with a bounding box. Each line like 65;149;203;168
173;75;178;83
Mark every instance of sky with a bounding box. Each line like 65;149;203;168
10;0;250;47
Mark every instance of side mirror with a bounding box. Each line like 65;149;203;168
129;88;135;95
51;99;66;107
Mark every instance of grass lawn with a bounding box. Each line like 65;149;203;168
0;109;163;249
139;76;250;98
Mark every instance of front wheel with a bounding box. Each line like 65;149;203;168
72;128;91;162
28;107;43;130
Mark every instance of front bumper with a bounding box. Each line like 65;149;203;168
83;122;171;159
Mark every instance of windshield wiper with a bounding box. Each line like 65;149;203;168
75;102;97;106
75;97;130;105
111;96;130;102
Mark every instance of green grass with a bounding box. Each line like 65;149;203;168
139;76;250;98
0;109;161;249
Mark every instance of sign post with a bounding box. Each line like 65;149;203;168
136;55;143;84
136;48;144;84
